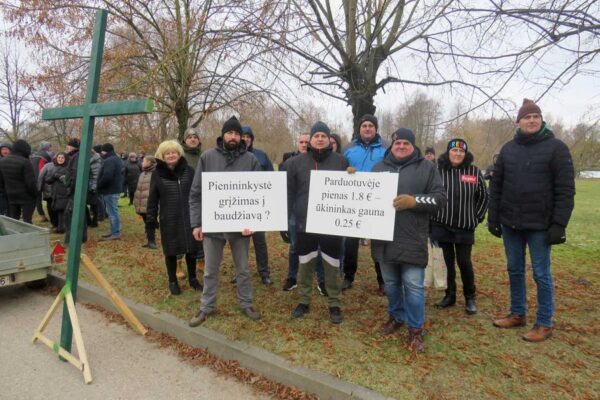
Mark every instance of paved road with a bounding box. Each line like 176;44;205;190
0;285;270;400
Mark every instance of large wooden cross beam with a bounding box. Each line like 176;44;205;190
42;9;153;353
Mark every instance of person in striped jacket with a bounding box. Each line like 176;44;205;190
431;138;488;315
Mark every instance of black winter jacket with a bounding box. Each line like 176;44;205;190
489;124;575;230
97;151;124;195
285;147;349;232
432;152;488;231
46;164;70;211
371;149;446;267
0;147;37;205
124;160;141;192
147;158;199;256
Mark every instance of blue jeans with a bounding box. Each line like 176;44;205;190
104;193;121;237
502;225;554;327
288;215;324;282
381;262;425;329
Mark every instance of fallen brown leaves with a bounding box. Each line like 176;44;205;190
81;302;317;400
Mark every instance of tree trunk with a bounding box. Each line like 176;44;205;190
175;102;190;143
348;88;377;138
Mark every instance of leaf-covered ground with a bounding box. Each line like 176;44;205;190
49;180;600;399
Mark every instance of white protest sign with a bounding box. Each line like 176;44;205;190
201;171;287;233
305;170;399;240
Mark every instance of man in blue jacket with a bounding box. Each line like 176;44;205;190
241;126;274;285
342;114;387;292
97;143;124;240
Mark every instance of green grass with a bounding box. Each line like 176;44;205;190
48;180;600;399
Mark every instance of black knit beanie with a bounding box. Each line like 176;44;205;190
310;121;331;137
358;114;378;131
221;116;243;136
392;128;415;146
101;143;114;153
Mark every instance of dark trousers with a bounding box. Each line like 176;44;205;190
128;191;135;205
252;231;270;278
64;199;88;244
0;193;8;215
342;237;384;284
56;210;66;233
8;202;35;224
440;242;476;298
46;199;58;227
35;194;46;218
165;253;197;283
140;214;156;243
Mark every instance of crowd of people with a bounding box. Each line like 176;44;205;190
0;98;575;352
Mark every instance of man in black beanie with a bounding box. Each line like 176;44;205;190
188;116;263;326
285;121;349;324
424;147;436;162
489;99;575;342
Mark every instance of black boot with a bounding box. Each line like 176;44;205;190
435;291;456;309
169;281;181;295
465;296;477;315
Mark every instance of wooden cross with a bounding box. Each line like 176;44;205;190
41;9;153;353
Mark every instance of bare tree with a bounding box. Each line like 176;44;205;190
2;0;277;142
249;0;599;134
395;92;442;149
0;38;31;142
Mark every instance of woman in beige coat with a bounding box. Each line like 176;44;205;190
133;156;157;248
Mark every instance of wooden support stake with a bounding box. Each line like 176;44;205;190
32;284;92;384
80;254;148;336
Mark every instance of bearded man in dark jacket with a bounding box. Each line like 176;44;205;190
489;99;575;342
0;139;37;223
371;128;446;352
188;116;262;327
285;121;349;324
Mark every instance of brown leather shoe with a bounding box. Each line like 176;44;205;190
522;324;553;342
379;316;403;336
189;311;209;327
408;328;424;353
493;314;526;328
243;307;261;321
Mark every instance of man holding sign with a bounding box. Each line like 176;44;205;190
286;121;349;324
188;116;262;327
372;128;446;352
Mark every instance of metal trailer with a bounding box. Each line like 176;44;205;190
0;215;52;288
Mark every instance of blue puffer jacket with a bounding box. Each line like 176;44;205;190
343;134;387;172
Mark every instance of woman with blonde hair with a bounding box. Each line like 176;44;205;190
147;140;202;295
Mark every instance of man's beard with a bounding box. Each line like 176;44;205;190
224;140;239;150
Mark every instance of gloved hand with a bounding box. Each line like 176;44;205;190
546;224;566;245
488;222;502;238
393;194;416;211
59;175;67;185
346;166;357;174
280;231;290;243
